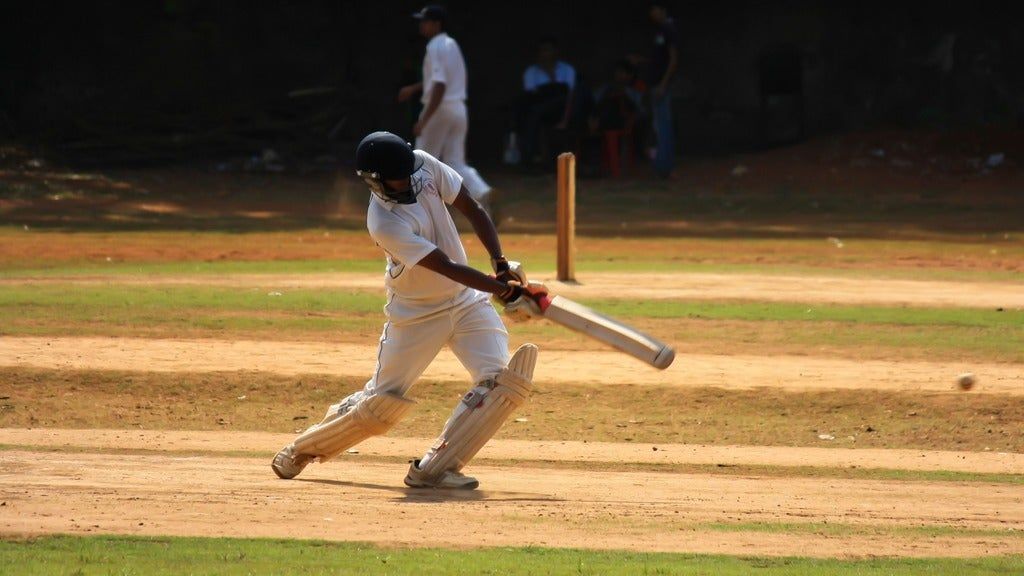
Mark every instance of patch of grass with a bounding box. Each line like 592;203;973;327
595;299;1021;328
1;284;1020;361
0;284;387;339
5;257;1024;283
3;368;1022;452
0;258;388;277
0;535;1021;575
701;521;1024;539
1;228;1022;281
6;284;1021;325
0;284;387;312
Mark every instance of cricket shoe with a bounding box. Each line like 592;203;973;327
404;460;479;490
271;444;315;479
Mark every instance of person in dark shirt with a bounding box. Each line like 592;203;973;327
515;37;578;165
648;2;678;177
591;60;645;133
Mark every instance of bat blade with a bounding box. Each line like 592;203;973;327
539;295;675;370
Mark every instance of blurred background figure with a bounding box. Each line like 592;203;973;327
647;1;679;178
513;37;578;166
589;60;647;177
398;5;493;207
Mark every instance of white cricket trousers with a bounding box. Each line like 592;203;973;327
335;298;509;464
355;297;509;401
416;100;492;199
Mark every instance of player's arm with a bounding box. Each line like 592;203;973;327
417;248;520;301
452;187;502;262
415;82;446;134
451;188;517;282
371;208;521;300
397;82;423;103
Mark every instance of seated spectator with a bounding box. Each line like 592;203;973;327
515;37;577;164
590;60;645;134
588;60;647;176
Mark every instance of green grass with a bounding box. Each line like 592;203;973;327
0;258;388;277
0;535;1020;575
593;299;1023;362
3;257;1023;282
0;284;386;337
595;299;1021;327
0;284;387;313
1;284;1019;361
2;284;1020;326
700;521;1024;539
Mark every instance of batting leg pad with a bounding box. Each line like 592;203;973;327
292;392;414;462
417;343;538;479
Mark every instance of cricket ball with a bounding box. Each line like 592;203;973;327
957;372;976;391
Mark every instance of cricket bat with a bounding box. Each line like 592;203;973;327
535;293;676;370
505;262;675;370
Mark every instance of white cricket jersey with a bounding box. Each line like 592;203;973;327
422;33;467;103
366;150;486;322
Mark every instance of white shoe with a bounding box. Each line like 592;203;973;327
271;444;314;479
404;460;479;490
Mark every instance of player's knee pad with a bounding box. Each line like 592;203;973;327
418;343;537;479
293;391;414;462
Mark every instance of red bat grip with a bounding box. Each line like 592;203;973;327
536;293;552;312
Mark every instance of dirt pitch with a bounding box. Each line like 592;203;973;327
1;267;1022;559
2;433;1023;558
4;335;1020;394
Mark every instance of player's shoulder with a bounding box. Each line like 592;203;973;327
414;148;437;163
413;150;460;199
432;33;461;55
413;149;445;174
428;32;455;50
412;150;448;189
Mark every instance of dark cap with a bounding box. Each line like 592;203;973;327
411;5;446;22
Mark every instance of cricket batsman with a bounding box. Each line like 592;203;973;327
272;131;544;489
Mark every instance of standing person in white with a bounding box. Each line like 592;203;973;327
397;5;493;209
271;132;544;489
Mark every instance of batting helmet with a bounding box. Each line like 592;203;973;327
355;131;423;204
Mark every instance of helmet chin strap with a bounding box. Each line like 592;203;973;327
358;171;423;205
384;173;423;204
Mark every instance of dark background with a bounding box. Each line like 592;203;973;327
2;0;1022;165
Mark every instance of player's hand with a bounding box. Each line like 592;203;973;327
495;281;524;304
413;119;425;137
500;281;547;320
492;256;518;284
494;258;529;285
397;85;418;103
